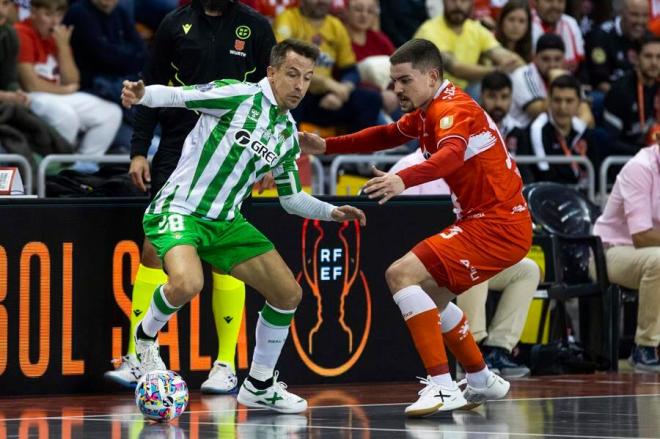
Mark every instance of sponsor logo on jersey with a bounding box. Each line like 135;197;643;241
182;23;192;34
234;130;278;165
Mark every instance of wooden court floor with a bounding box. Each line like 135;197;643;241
1;372;659;438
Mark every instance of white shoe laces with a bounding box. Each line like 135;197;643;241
271;371;296;401
138;340;165;371
415;376;437;396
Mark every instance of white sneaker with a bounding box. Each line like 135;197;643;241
201;361;238;394
134;330;166;374
104;354;142;388
237;371;307;414
405;377;467;417
459;372;510;410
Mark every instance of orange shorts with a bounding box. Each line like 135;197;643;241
412;218;532;294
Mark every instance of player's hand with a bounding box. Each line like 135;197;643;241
299;132;327;155
331;205;366;226
121;80;145;108
362;167;405;205
129;155;151;192
256;172;275;194
319;93;343;111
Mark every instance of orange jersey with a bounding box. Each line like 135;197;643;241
396;80;529;222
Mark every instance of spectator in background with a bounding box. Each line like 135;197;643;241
603;36;660;155
240;0;296;19
342;0;398;115
274;0;381;132
380;0;428;47
0;0;27;104
15;0;121;167
495;0;533;63
517;75;599;185
531;0;585;72
414;0;523;92
592;143;660;373
344;0;394;61
480;71;523;153
510;33;594;127
64;0;146;102
585;0;650;93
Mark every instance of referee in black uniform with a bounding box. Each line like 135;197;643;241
105;0;276;392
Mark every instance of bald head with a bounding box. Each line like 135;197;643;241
622;0;649;41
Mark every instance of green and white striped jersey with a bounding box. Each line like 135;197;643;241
144;78;302;221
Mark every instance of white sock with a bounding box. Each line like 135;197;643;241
141;285;180;338
430;373;455;387
392;285;437;320
249;303;295;381
467;367;491;388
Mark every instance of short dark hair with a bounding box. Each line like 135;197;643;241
481;71;512;92
639;35;660;52
31;0;67;10
270;39;320;68
549;74;581;97
390;38;443;76
536;33;565;54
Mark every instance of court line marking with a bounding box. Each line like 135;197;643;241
176;420;660;439
1;393;659;422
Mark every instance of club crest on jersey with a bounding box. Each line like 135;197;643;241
234;129;277;165
440;116;453;129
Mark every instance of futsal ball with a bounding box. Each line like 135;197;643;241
135;370;189;422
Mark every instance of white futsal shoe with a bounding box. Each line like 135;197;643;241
237;371;308;414
104;354;142;388
459;371;510;410
134;327;166;374
405;376;467;417
201;361;238;394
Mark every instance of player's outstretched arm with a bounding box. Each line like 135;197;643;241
279;191;366;226
299;123;412;155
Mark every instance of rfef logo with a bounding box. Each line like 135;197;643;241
291;220;371;377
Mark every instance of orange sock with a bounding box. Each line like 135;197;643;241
443;314;486;373
406;309;449;375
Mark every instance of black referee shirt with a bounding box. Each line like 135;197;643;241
130;0;276;161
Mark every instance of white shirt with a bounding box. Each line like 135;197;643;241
531;11;585;71
510;63;547;127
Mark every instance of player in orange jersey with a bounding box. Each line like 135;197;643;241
300;39;533;417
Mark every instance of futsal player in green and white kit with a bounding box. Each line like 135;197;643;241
120;39;366;414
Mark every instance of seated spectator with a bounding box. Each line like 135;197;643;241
592;144;660;373
584;0;650;93
480;71;523;151
602;35;660;156
414;0;524;91
64;0;146;102
380;0;428;48
1;0;72;163
0;0;27;105
343;0;394;61
495;0;533;63
240;0;296;19
273;0;381;133
517;74;600;185
456;258;539;378
14;0;121;166
531;0;585;72
510;33;594;127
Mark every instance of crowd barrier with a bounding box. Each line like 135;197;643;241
36;155;325;198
